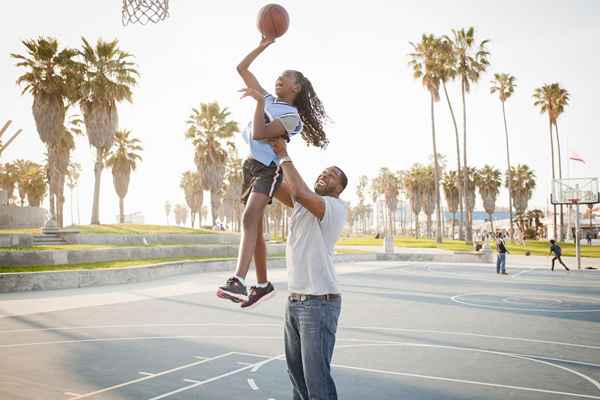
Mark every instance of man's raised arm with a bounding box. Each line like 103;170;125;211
269;138;325;220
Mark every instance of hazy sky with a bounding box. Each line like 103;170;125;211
1;0;599;225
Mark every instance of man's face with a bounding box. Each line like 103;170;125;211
314;167;343;196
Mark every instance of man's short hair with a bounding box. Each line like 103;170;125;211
334;166;348;193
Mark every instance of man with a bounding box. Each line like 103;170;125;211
269;137;348;400
496;233;509;275
549;239;570;271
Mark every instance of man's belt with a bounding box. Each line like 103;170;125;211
288;293;341;302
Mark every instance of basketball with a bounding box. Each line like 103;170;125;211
257;4;289;38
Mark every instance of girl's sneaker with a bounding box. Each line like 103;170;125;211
217;277;248;302
241;282;275;309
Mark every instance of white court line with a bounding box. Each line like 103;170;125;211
64;393;81;397
146;361;265;400
138;372;154;376
247;378;259;390
330;362;600;400
511;268;535;278
237;362;252;366
451;293;600;313
182;379;201;384
66;352;233;400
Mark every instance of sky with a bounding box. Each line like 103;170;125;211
1;0;599;226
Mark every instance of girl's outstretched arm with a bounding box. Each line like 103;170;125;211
236;36;274;95
239;87;287;140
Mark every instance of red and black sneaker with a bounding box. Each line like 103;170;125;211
241;282;275;309
217;277;248;303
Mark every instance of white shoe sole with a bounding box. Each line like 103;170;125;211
242;290;276;309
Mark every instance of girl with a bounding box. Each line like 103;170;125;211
217;36;328;308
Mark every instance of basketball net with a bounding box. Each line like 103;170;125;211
122;0;169;26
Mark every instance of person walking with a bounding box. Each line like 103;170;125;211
586;233;593;246
270;137;348;400
549;239;570;271
496;234;509;275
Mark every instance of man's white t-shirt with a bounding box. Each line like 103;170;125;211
286;196;348;295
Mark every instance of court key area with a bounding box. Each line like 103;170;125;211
1;260;599;400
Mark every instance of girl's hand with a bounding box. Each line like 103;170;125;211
238;87;264;101
259;35;275;49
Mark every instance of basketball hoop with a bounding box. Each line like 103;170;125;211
122;0;169;26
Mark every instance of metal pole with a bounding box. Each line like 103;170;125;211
576;203;581;270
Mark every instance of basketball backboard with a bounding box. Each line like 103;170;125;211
551;178;600;205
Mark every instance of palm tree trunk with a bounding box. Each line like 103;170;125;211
442;82;464;240
414;212;420;239
554;122;565;241
430;94;443;244
461;79;472;243
426;214;432;239
119;196;124;224
452;212;456;239
489;213;495;235
70;187;74;226
548;117;557;239
210;189;219;227
91;148;104;225
501;101;514;239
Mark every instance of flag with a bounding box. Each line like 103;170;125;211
569;152;586;164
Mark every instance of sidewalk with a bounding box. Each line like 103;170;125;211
336;245;600;269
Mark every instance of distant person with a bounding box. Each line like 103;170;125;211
496;234;509;275
587;233;593;246
549;240;570;271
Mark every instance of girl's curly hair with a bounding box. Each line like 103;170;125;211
292;71;329;148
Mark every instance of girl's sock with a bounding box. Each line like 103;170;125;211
255;281;269;289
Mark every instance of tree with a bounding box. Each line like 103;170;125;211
164;201;172;225
79;38;139;224
448;27;490;243
66;162;82;225
420;166;436;238
180;171;204;228
223;155;243;231
22;164;47;207
490;73;516;238
14;159;37;206
475;165;502;234
437;37;465;240
409;34;444;243
404;164;426;238
442;171;460;239
0;162;18;205
461;167;477;234
506;164;536;221
373;168;401;237
550;83;570;240
105;130;143;224
185;102;239;226
12;37;80;222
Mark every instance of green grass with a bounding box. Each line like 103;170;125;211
0;228;41;235
335;248;371;255
68;224;218;235
0;243;231;252
337;235;600;258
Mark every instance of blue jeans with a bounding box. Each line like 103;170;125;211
496;253;506;273
285;296;342;400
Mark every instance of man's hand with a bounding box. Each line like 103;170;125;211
267;137;288;158
238;87;265;102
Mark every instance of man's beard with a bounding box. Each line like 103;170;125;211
314;183;328;196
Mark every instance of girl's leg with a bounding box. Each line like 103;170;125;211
255;215;268;284
234;192;270;280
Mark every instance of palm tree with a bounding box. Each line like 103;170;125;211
475;165;502;234
462;167;477;233
409;34;443;243
180;171;204;228
105;130;143;224
373;168;401;237
448;27;490;243
79;37;139;224
22;164;47;207
164;201;172;225
370;180;381;234
442;171;460;239
533;83;568;239
66;162;82;225
506;164;536;216
490;73;516;238
14;159;37;206
185;102;239;226
404;164;425;238
224;155;243;231
0;162;18;205
420;166;436;238
437;37;465;240
12;37;80;221
550;83;570;240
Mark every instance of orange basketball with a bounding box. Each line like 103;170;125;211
257;4;289;38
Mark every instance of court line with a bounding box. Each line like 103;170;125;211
247;378;259;390
452;293;600;313
511;268;535;278
138;372;154;376
1;325;599;352
66;352;233;400
146;361;265;400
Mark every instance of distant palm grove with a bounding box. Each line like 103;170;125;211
3;28;570;241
